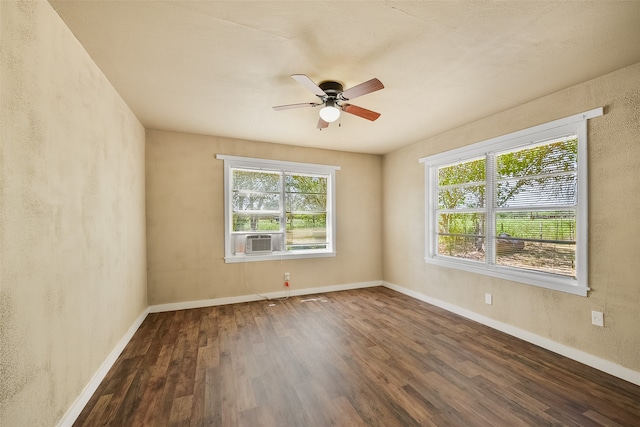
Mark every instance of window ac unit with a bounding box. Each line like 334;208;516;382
245;234;272;255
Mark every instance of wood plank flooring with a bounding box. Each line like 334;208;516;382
74;287;640;426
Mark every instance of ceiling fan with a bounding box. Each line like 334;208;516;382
273;74;384;129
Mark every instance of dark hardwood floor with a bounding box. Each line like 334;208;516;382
74;287;640;426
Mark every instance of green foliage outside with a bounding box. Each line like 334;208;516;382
496;138;577;207
496;212;575;242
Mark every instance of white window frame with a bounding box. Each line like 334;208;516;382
217;155;340;263
419;108;603;296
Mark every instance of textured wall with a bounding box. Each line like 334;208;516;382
383;62;640;372
0;1;147;426
146;130;382;305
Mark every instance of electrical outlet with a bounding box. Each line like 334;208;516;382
284;272;290;281
485;293;493;305
591;310;604;327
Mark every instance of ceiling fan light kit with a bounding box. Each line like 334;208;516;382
319;99;340;122
273;74;384;129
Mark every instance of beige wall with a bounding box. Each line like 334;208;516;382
0;1;147;426
383;62;640;373
2;1;638;424
146;130;382;305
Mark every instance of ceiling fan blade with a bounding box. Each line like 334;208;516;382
291;74;326;97
341;103;381;121
340;78;384;100
317;117;329;129
272;102;320;111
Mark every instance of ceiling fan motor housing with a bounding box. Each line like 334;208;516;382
318;81;344;99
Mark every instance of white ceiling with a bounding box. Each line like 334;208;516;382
49;1;640;155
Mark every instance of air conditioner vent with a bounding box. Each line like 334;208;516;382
245;234;272;255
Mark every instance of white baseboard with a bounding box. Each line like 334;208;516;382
149;280;382;313
56;308;150;427
383;281;640;387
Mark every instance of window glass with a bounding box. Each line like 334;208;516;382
232;169;282;232
496;138;578;208
285;173;328;250
495;211;576;276
436;158;486;261
494;138;578;277
437;212;486;261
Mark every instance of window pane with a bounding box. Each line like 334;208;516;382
496;137;577;208
232;169;282;231
438;158;485;186
231;169;282;231
438;158;486;210
287;193;327;212
284;172;329;250
438;185;485;209
437;213;485;261
496;137;577;180
286;213;327;250
232;192;280;212
233;169;281;192
232;213;281;232
497;174;577;208
495;211;576;277
286;174;328;193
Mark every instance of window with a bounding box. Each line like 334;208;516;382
420;108;602;296
217;155;339;263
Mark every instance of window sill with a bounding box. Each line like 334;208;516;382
225;250;336;263
425;255;589;297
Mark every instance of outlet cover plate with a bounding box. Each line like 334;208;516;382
591;310;604;327
485;293;492;305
